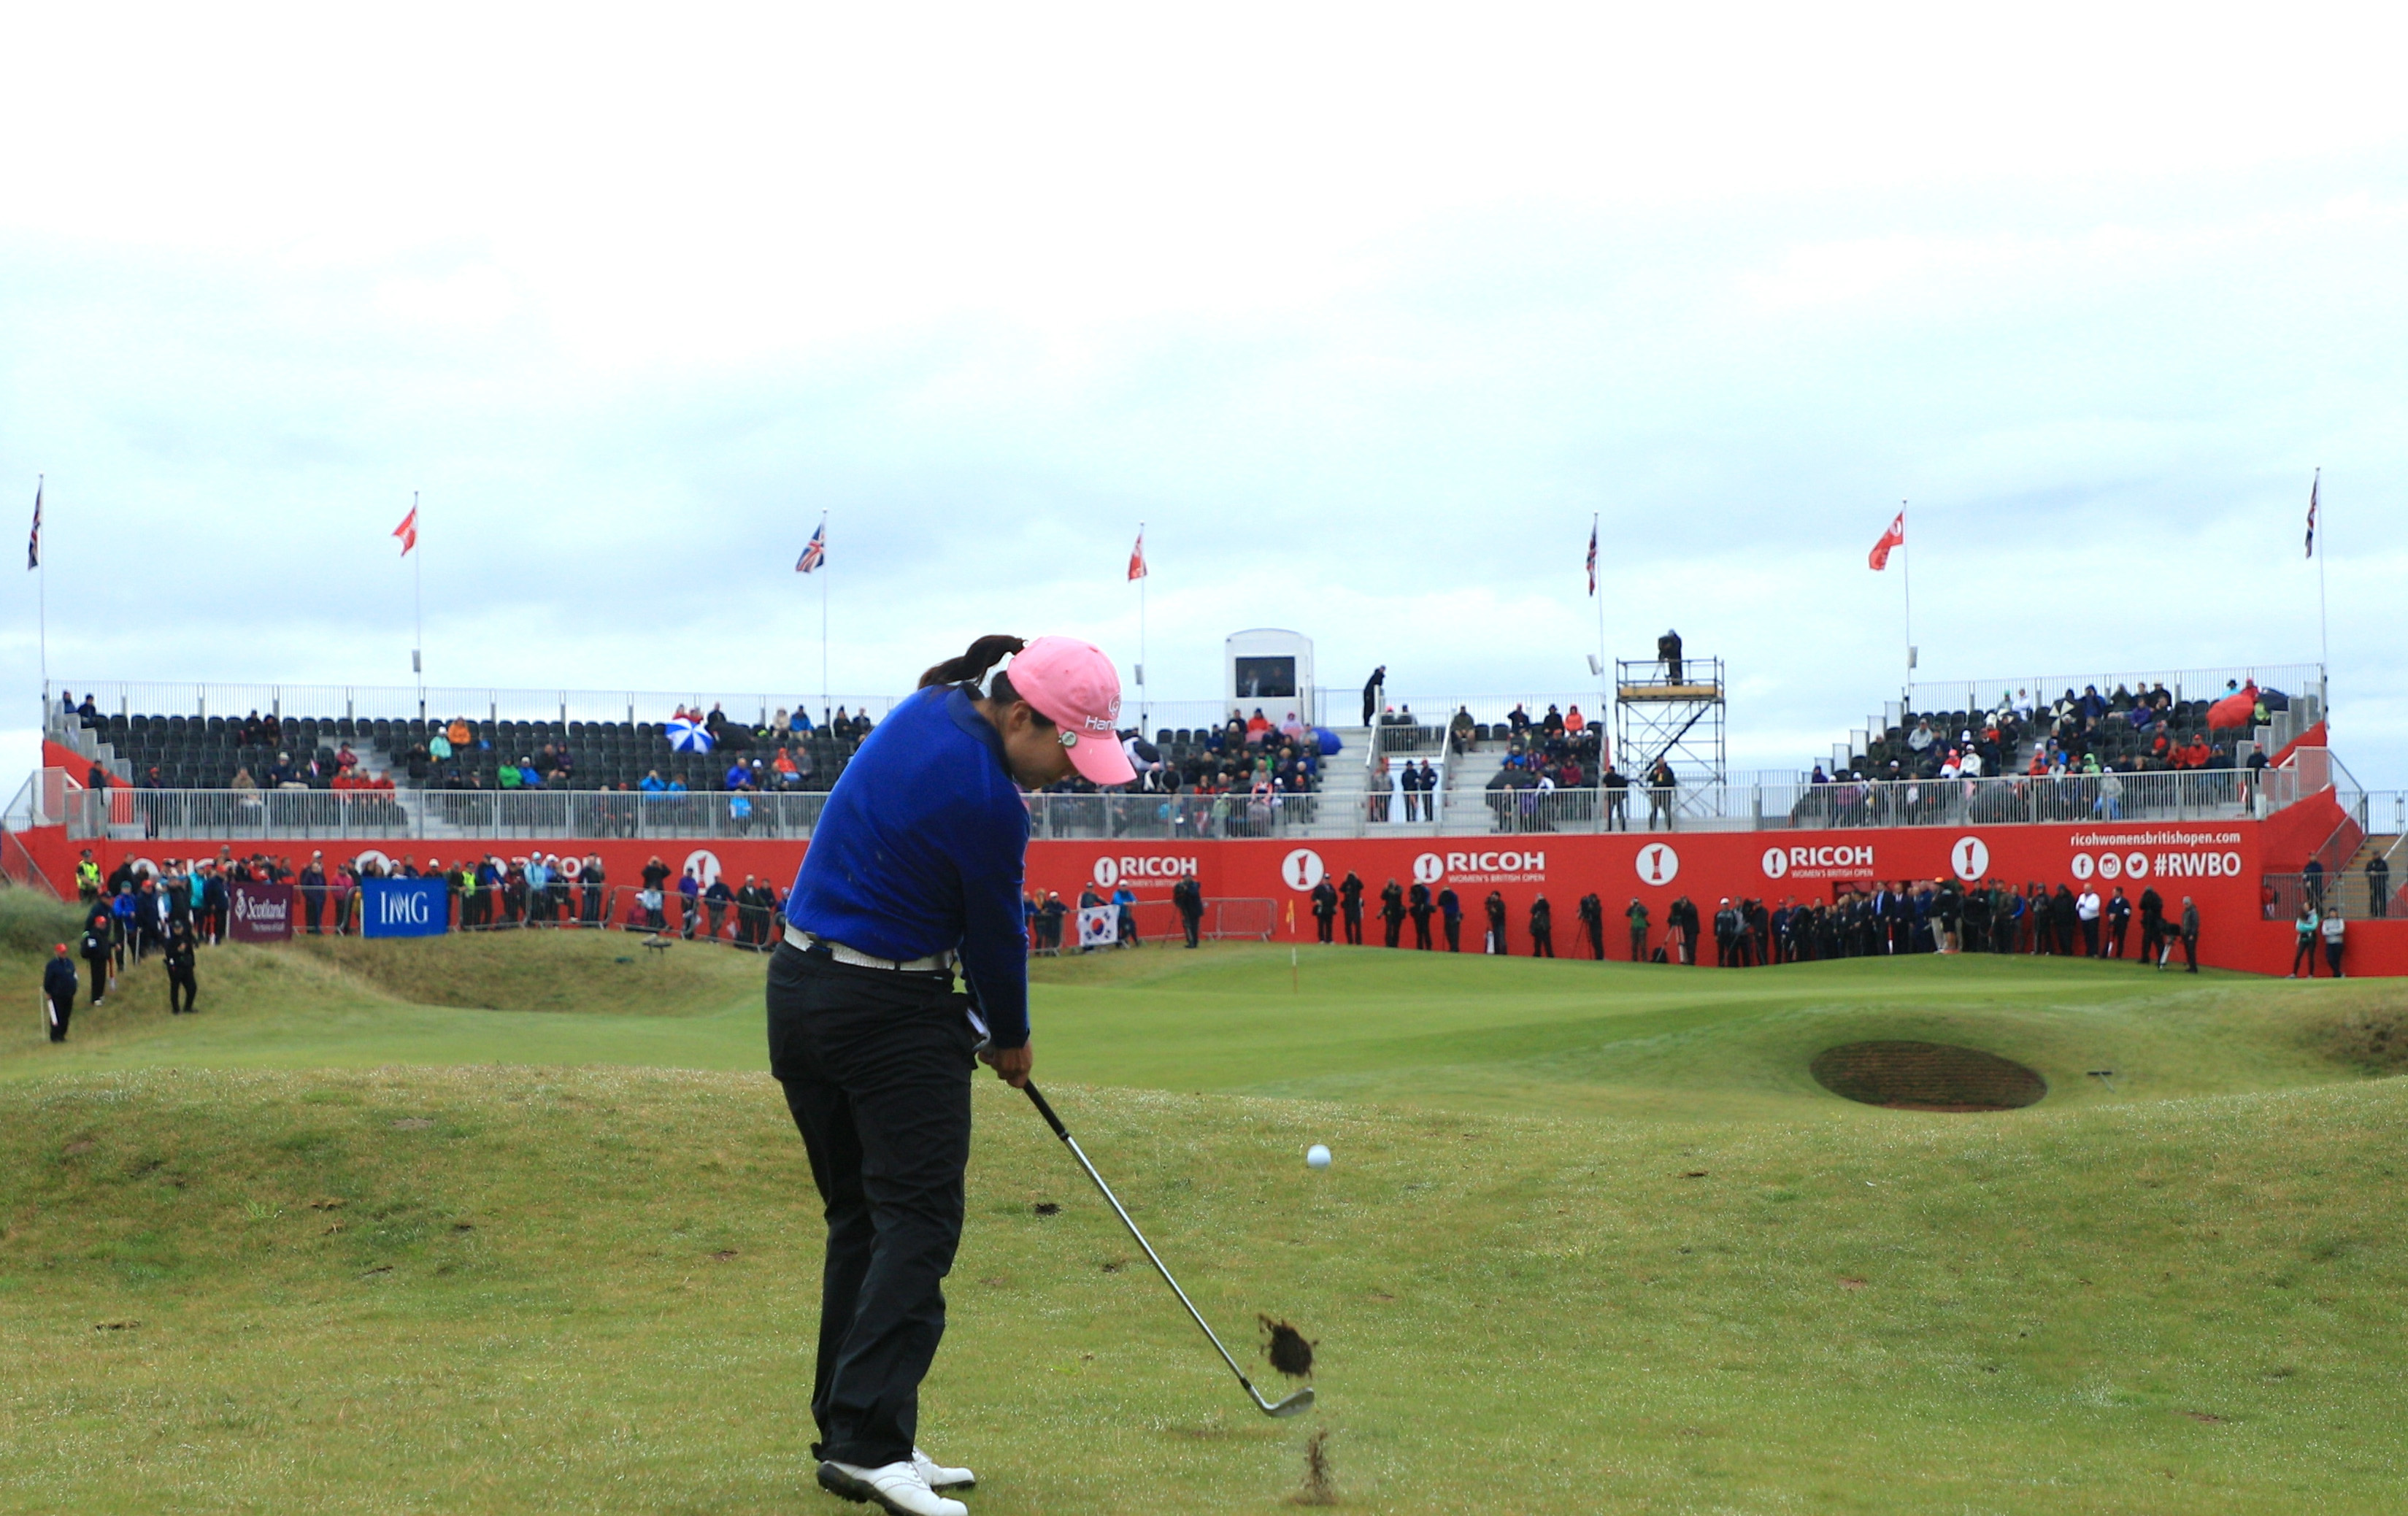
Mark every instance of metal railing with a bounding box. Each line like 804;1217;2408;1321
15;759;2330;849
2263;872;2399;925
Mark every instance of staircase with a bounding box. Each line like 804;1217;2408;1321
2338;833;2400;918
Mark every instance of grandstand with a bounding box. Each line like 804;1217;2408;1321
14;663;2382;850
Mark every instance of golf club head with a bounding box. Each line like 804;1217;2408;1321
1258;1386;1316;1417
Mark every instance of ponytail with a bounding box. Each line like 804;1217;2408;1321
919;635;1026;693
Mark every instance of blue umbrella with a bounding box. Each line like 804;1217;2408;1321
668;717;715;753
1312;726;1342;756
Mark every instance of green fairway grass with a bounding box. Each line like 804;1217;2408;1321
3;910;2406;1512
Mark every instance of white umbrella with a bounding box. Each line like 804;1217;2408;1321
667;717;715;753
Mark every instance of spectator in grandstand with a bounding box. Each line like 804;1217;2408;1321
1645;758;1677;831
1449;707;1477;755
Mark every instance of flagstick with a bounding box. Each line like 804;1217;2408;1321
818;511;830;727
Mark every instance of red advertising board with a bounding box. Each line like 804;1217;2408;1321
9;807;2401;977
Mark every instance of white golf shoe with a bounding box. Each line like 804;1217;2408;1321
913;1446;975;1491
817;1458;967;1516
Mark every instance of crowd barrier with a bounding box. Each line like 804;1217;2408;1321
36;766;2294;846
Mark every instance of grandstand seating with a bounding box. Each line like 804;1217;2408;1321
1847;689;2231;778
71;711;861;794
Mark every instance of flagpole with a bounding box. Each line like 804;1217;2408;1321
1900;499;1913;701
1137;520;1147;730
2314;469;2328;712
1591;512;1604;720
411;490;425;719
35;476;47;703
819;510;830;727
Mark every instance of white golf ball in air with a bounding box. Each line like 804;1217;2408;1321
1306;1144;1332;1169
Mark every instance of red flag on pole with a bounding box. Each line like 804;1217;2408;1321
1127;528;1147;581
1868;510;1904;571
393;505;419;556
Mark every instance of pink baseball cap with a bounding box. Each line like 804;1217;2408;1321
1009;636;1136;785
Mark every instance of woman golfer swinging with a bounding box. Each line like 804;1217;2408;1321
769;634;1133;1516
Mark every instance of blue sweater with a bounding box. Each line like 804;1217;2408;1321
787;686;1033;1047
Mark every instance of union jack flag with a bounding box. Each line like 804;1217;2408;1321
796;522;826;574
1585;521;1598;596
2304;471;2318;559
26;479;40;571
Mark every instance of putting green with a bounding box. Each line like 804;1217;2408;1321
2;910;2404;1512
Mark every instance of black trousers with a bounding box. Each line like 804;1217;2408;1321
169;967;197;1014
2081;918;2101;957
1531;927;1553;958
1180;911;1201;948
1315;912;1334;944
304;893;324;934
1585;922;1604;960
766;944;976;1470
1342;909;1362;944
83;954;111;1006
1411;912;1431;949
47;993;72;1042
1382;915;1402;948
1444;917;1460;951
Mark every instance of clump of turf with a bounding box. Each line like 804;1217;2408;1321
1260;1315;1315;1379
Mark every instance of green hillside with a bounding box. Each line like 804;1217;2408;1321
1;911;2404;1512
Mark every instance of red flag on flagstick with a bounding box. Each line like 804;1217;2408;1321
1868;510;1904;571
1128;529;1147;582
393;506;419;556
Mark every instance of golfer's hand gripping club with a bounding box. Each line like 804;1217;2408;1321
1021;1082;1315;1419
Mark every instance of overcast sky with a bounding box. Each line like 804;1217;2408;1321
4;7;2404;790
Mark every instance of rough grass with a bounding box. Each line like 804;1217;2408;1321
1;936;2405;1511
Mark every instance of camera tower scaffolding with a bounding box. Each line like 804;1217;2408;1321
1615;653;1727;819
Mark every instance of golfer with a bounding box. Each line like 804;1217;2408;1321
769;634;1134;1516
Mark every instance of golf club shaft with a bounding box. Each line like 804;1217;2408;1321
1022;1082;1269;1405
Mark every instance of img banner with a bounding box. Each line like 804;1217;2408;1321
228;880;294;942
361;877;451;939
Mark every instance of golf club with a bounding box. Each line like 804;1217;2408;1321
1022;1082;1315;1418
